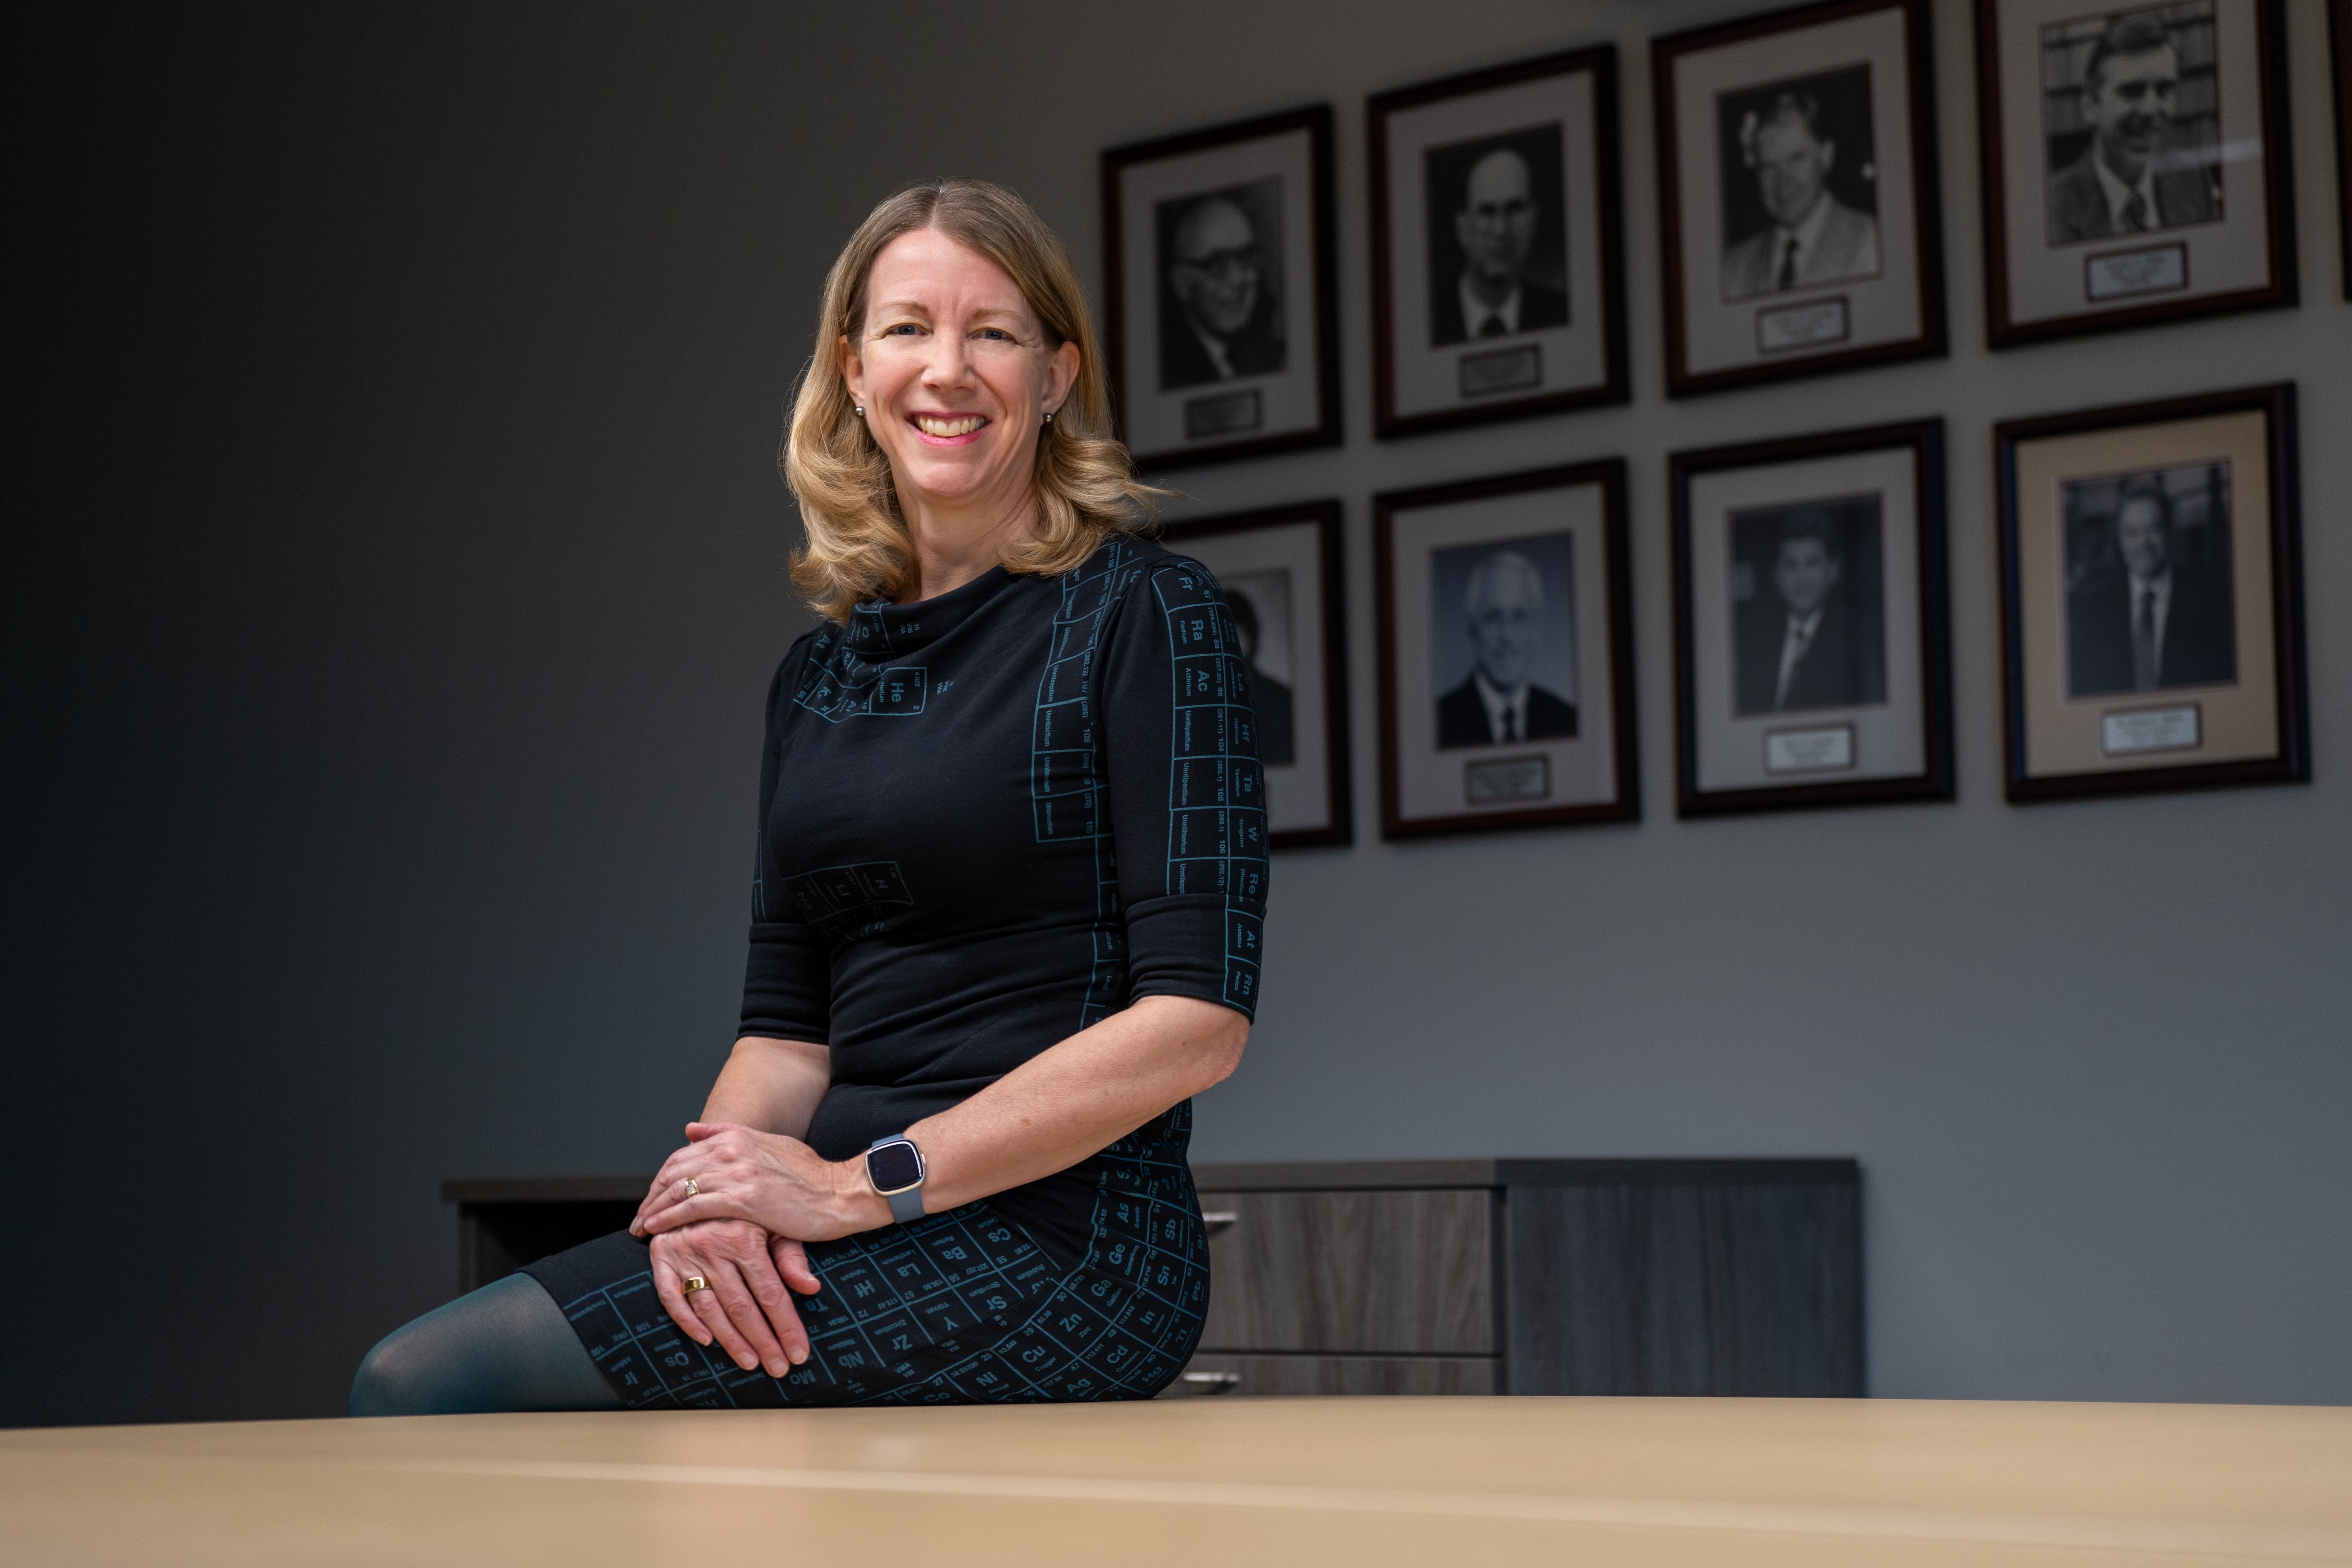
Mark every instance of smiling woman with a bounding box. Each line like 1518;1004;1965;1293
349;180;1269;1414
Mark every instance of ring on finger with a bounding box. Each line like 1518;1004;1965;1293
683;1177;700;1199
682;1275;710;1293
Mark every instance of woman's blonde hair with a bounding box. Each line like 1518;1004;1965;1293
783;179;1156;621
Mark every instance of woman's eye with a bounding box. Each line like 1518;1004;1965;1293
977;327;1013;342
883;323;923;337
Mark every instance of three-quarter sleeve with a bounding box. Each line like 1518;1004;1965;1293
1098;554;1271;1018
739;642;833;1043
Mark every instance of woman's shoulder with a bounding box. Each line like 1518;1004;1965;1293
1079;533;1223;610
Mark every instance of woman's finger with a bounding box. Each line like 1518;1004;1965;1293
740;1242;812;1364
770;1236;823;1297
638;1190;756;1235
633;1171;720;1236
687;1266;764;1373
650;1257;711;1346
705;1260;790;1376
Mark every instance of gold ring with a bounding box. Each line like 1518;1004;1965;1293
683;1178;700;1199
682;1275;709;1293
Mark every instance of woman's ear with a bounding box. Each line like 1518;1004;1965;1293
838;333;865;407
1043;339;1080;417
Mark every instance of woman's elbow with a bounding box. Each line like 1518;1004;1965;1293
1199;1007;1250;1088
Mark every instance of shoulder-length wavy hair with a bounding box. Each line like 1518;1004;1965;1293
783;179;1156;622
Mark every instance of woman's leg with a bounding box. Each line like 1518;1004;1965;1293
349;1273;621;1416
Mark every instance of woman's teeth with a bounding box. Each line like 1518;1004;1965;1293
917;415;985;437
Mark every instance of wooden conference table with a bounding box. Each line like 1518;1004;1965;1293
3;1397;2345;1565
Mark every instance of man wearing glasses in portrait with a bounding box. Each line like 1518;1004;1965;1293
1157;184;1287;389
1430;140;1570;346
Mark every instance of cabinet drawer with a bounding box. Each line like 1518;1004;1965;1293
1196;1189;1493;1354
1162;1353;1498;1398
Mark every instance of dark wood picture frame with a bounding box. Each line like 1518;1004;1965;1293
1375;459;1639;839
1161;500;1354;850
1973;0;2297;348
1994;382;2307;802
1366;45;1630;438
1670;418;1954;816
1652;0;1948;398
1101;105;1342;472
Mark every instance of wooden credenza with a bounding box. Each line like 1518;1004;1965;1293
1173;1159;1862;1398
444;1156;1861;1398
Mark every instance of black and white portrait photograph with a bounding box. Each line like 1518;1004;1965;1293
1730;496;1888;717
1155;178;1287;390
1717;66;1882;301
1375;461;1636;838
1672;420;1951;816
1975;0;2293;345
1429;533;1578;749
2062;463;2236;699
2332;0;2351;298
1654;0;1943;396
1997;385;2306;801
1162;501;1352;847
1424;127;1570;345
1104;106;1338;469
1369;46;1627;437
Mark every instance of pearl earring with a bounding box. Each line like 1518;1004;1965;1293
1043;410;1055;425
853;405;865;417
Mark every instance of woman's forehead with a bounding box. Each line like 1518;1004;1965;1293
867;228;1030;315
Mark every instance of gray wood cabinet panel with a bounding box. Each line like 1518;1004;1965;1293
1165;1354;1499;1397
1504;1180;1863;1396
1196;1189;1495;1354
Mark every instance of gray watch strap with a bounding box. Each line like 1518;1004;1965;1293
885;1184;925;1224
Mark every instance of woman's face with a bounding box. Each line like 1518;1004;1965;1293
842;228;1078;522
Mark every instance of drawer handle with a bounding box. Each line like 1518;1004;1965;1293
1180;1371;1242;1394
1201;1211;1238;1235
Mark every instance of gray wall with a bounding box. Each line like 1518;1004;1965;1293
12;0;2346;1426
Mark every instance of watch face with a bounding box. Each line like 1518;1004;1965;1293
867;1140;923;1193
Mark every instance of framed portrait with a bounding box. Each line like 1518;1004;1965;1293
1161;501;1353;849
1101;106;1340;471
1367;45;1629;438
1375;461;1637;839
1995;383;2307;801
1974;0;2296;346
1670;419;1953;816
1652;0;1946;397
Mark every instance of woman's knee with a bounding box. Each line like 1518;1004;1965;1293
349;1321;447;1417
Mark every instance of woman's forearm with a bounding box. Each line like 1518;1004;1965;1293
826;995;1247;1228
702;1036;831;1138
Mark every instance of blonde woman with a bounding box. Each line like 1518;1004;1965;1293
350;179;1268;1412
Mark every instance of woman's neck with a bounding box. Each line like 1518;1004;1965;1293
899;486;1041;603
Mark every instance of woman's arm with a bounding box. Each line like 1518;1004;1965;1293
700;1036;831;1135
633;994;1245;1240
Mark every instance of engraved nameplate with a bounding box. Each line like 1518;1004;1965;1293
1764;723;1856;774
2085;242;2189;301
1755;296;1850;353
1457;343;1542;399
1465;754;1551;804
2101;703;2201;755
1184;388;1263;440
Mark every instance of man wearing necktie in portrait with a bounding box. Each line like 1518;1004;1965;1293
1733;504;1888;717
2044;8;2224;245
1718;73;1882;301
1434;544;1580;749
1425;125;1571;347
2064;470;2236;698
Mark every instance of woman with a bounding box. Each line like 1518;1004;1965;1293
350;179;1268;1413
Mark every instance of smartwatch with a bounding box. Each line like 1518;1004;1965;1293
865;1135;926;1224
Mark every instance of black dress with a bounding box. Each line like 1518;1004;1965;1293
524;537;1269;1406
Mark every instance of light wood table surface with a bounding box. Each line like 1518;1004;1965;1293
3;1397;2345;1566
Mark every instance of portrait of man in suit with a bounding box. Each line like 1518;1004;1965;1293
2044;9;2223;246
1433;542;1578;750
1156;181;1288;392
1733;502;1888;717
1220;573;1297;767
2064;470;2236;698
1424;125;1571;347
1718;72;1882;302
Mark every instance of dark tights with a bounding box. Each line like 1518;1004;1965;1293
349;1273;620;1416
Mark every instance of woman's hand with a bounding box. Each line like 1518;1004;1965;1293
647;1219;821;1378
633;1121;885;1244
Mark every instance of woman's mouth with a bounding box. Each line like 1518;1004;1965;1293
913;413;989;446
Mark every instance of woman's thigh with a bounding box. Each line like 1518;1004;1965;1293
348;1272;622;1417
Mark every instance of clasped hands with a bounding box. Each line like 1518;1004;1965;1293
628;1121;874;1381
